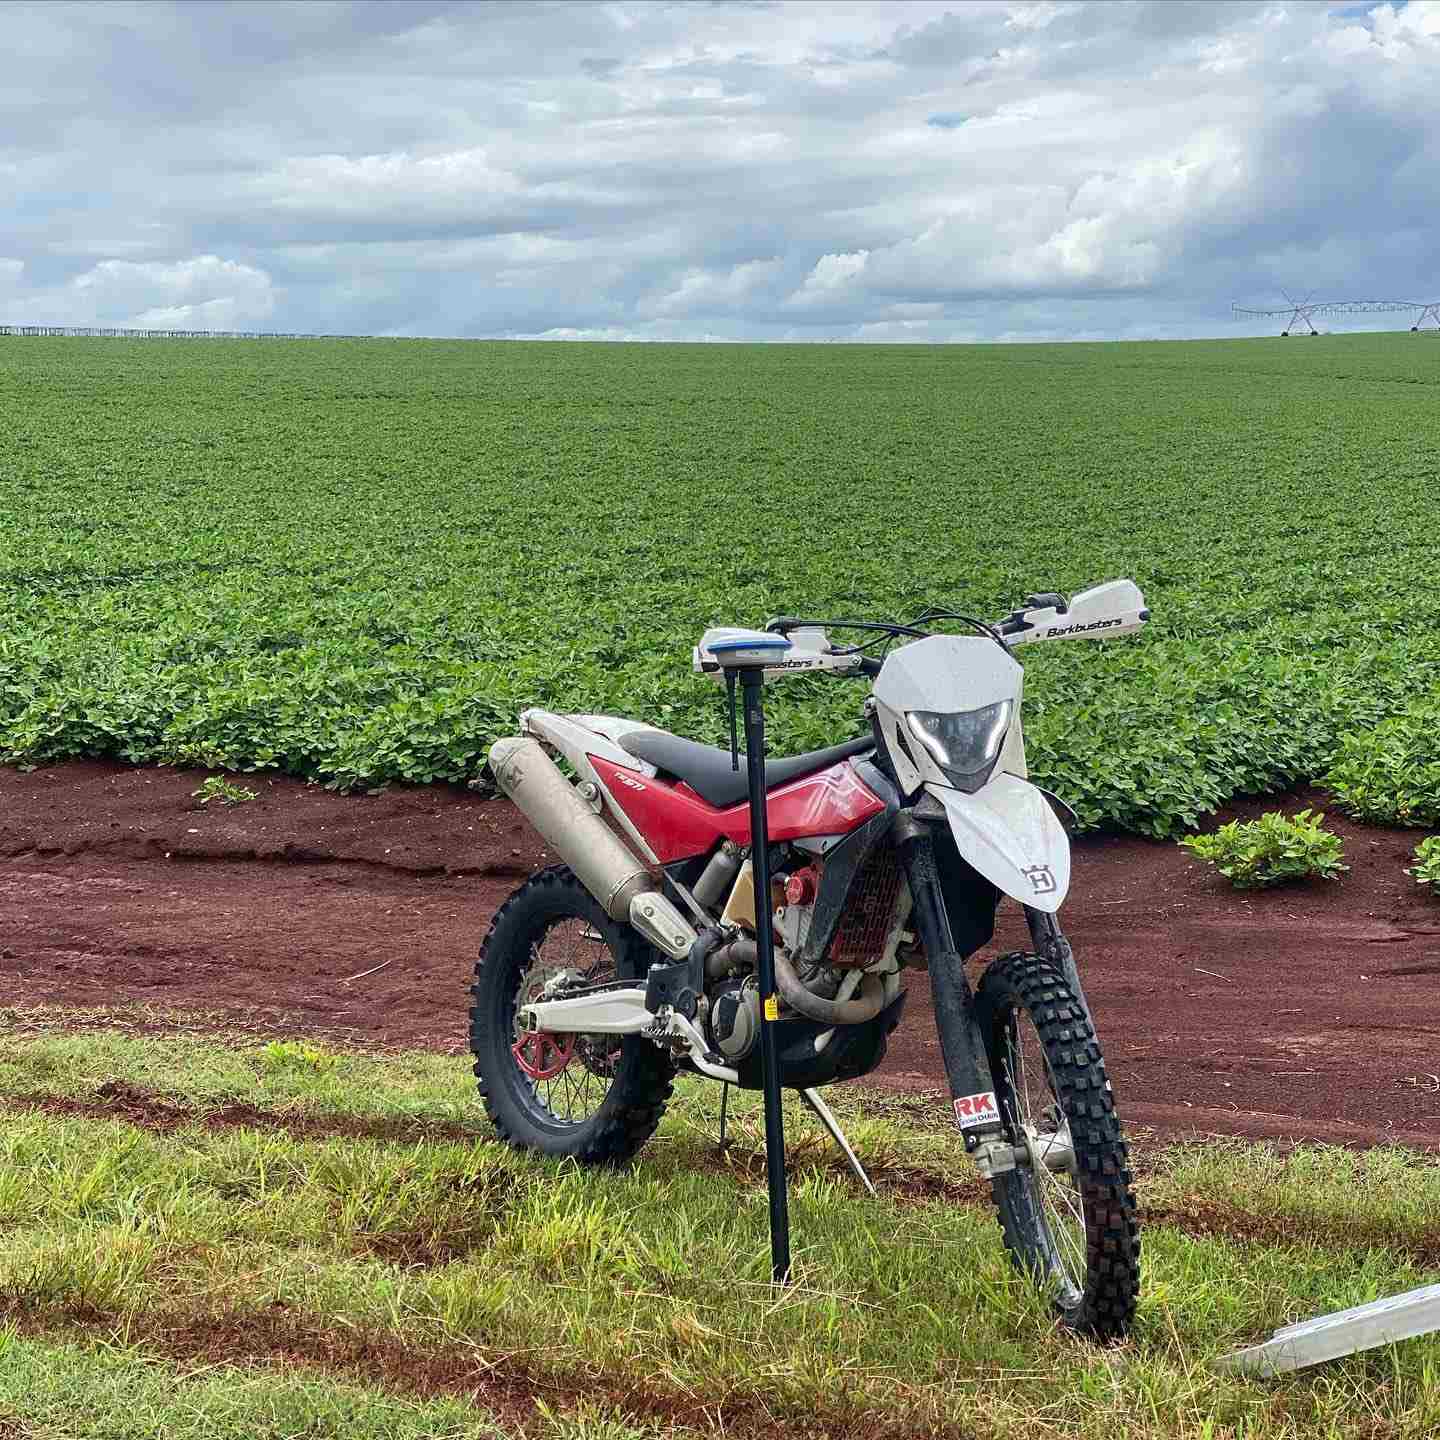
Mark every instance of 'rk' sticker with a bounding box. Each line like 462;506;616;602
953;1092;1000;1130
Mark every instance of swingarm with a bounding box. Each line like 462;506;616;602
519;985;741;1084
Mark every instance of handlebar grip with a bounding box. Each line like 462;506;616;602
764;616;805;634
1024;591;1068;614
857;656;883;678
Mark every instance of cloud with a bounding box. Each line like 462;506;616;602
74;256;277;327
2;254;276;328
642;258;782;317
788;251;871;309
1;1;1436;341
511;325;649;341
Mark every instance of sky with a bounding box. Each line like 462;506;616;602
1;0;1437;342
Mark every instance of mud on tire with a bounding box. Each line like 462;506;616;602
974;951;1140;1339
470;866;675;1165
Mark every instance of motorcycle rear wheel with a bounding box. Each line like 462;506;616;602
973;951;1140;1339
470;866;674;1164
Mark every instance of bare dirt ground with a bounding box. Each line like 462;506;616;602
2;761;1437;1149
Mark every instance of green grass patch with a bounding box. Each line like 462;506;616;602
3;335;1440;835
0;1325;665;1439
1;1020;1438;1437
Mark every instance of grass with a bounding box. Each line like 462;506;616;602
0;1328;535;1440
1;1017;1438;1438
2;334;1440;833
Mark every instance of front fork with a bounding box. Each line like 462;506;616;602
1024;906;1093;1027
897;816;1087;1180
894;816;1014;1175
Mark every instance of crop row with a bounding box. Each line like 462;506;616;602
1;334;1437;835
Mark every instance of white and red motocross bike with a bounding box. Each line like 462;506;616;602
474;580;1147;1337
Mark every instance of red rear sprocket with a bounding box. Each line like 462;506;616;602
512;1029;575;1080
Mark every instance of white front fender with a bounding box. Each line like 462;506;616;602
926;773;1070;912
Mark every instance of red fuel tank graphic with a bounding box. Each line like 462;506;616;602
589;757;886;864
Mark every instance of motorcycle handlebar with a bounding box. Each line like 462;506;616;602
764;607;1029;681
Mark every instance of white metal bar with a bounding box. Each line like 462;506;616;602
1218;1282;1440;1376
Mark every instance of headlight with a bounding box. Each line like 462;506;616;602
905;700;1013;792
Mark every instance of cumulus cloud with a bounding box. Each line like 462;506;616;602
1;1;1436;340
2;254;276;328
644;259;782;317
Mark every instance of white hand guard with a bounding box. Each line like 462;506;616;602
1005;579;1149;646
693;626;867;681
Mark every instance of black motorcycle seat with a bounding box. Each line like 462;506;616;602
617;730;874;811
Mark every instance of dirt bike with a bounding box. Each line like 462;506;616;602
473;580;1148;1337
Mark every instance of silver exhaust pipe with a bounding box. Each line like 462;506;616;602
489;736;696;961
715;936;888;1025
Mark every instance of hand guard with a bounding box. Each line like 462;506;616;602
693;626;866;681
1003;580;1149;646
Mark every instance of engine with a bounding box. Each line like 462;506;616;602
707;976;761;1061
699;846;909;1058
773;865;819;956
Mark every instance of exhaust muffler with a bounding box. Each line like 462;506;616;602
488;736;696;961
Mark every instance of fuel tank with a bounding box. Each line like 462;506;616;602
588;756;887;864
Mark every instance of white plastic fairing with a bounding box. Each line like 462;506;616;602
871;636;1024;797
518;708;662;862
927;773;1071;912
521;710;658;777
569;714;662;757
874;635;1022;715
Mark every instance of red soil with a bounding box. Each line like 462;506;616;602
2;761;1437;1149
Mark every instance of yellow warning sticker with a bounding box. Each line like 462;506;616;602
763;994;779;1022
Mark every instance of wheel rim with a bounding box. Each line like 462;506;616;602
999;1006;1087;1308
510;915;622;1126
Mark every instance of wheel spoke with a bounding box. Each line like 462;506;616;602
1004;1005;1088;1300
511;914;619;1128
1041;1169;1086;1243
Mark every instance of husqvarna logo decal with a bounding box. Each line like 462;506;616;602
1022;864;1056;895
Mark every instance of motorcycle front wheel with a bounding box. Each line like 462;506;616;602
972;951;1140;1339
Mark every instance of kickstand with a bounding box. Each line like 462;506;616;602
800;1087;875;1196
717;1081;730;1149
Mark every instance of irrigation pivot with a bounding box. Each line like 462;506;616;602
1218;1281;1440;1376
1412;301;1440;333
1232;296;1440;337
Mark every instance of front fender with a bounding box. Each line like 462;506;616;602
925;773;1070;912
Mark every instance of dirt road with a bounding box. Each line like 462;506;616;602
3;761;1437;1148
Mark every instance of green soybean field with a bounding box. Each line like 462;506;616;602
2;333;1436;836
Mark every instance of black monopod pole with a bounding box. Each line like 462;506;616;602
739;667;792;1285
